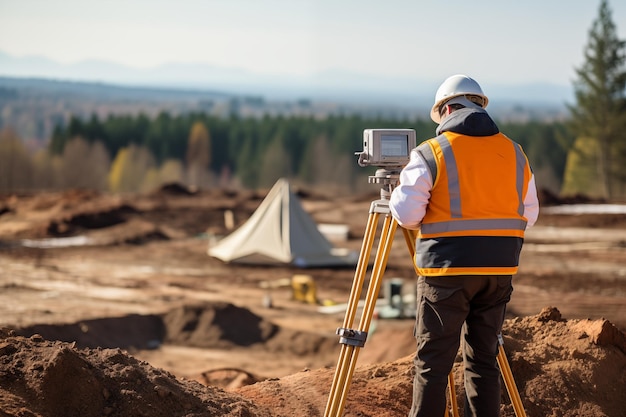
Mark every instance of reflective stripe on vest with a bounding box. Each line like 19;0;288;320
416;141;438;187
421;218;527;235
514;143;526;217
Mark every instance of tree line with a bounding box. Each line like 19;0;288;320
1;112;570;195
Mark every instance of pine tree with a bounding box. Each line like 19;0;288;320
567;0;626;199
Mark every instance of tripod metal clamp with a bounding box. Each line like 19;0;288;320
336;327;368;347
370;199;391;214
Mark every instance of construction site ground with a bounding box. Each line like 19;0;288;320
0;186;625;417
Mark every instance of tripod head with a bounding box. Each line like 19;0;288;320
369;168;401;201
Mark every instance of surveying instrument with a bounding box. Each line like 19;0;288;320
323;129;527;417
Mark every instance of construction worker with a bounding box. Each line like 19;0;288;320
389;74;539;417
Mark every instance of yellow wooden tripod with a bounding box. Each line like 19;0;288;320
322;179;527;417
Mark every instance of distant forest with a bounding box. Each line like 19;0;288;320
42;111;570;194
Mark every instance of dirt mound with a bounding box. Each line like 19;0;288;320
163;303;340;359
2;308;625;417
499;307;626;417
162;302;279;348
0;188;260;243
152;182;198;196
0;328;271;417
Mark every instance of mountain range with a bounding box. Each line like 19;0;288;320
0;50;573;110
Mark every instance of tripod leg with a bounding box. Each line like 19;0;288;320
343;211;379;329
340;215;397;412
497;335;527;417
323;213;398;417
447;370;460;417
357;214;397;332
323;211;381;417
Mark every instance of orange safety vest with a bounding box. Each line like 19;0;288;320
414;131;532;276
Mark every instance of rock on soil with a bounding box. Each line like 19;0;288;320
1;307;625;417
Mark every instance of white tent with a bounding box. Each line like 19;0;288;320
208;178;356;268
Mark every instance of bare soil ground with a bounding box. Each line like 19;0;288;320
0;185;625;417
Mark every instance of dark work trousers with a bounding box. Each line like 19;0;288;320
408;275;513;417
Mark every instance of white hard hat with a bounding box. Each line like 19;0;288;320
430;74;489;124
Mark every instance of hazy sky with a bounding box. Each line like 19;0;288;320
1;0;625;87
